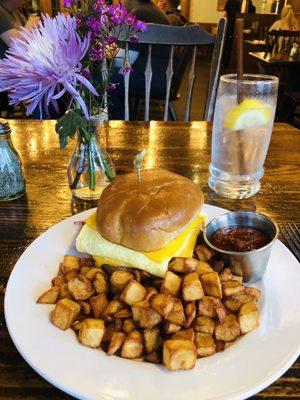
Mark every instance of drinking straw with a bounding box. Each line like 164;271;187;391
236;19;244;104
235;19;246;177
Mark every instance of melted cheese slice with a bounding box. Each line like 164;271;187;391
76;212;206;277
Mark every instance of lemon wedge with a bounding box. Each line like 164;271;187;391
224;99;271;131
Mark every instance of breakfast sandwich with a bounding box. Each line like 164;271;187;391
76;169;206;277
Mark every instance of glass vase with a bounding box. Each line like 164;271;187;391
67;116;115;200
0;120;26;201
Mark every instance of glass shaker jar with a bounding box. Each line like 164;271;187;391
0;119;26;201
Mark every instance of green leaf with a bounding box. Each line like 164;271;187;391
55;109;87;149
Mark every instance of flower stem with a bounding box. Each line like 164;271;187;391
88;139;96;191
70;135;85;190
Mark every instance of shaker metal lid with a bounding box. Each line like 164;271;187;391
0;119;10;135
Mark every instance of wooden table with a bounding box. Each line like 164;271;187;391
0;120;299;400
249;51;300;66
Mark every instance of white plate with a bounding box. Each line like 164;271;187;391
4;204;300;400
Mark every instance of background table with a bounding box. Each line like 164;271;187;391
0;120;299;399
249;51;300;66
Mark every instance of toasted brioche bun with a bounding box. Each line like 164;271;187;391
96;169;204;252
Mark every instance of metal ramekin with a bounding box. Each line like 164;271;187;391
203;211;279;283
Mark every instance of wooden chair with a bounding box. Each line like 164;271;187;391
121;19;227;122
266;30;300;55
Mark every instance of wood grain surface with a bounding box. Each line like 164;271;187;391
0;120;299;400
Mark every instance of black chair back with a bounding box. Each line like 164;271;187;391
118;21;227;121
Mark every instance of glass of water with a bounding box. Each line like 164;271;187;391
208;74;279;199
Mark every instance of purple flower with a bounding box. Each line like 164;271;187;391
0;13;98;119
107;83;117;93
134;19;147;32
105;36;117;45
82;68;92;79
124;13;136;26
130;34;139;43
93;0;109;13
63;0;76;7
90;43;104;61
119;65;133;75
87;17;102;34
108;3;127;25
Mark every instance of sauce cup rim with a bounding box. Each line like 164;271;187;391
203;211;279;256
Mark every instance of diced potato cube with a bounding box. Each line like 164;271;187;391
149;293;176;318
169;258;198;274
166;298;186;326
184;301;196;328
215;314;241;342
238;302;259;334
37;286;60;304
198;296;225;320
219;268;233;282
196;261;214;276
72;321;83;332
120;280;146;306
145;287;158;302
232;293;255;304
107;332;126;355
110;271;133;293
78;318;105;348
161;271;182;297
122;319;137;334
67;275;94;300
222;280;244;297
194;332;216;357
193;316;215;334
114;308;132;318
93;272;109;294
78;300;92;315
200;272;222;298
224;297;242;312
231;275;243;283
230;261;243;276
210;260;224;273
80;258;95;268
172;328;195;341
121;330;143;359
52;274;65;286
80;266;91;275
194;245;213;261
89;293;109;318
85;267;102;280
244;287;261;302
51;298;81;330
103;300;123;317
182;272;204;301
132;300;161;329
61;255;80;274
64;271;78;282
144;327;160;353
163;321;182;334
163;340;197;371
59;282;72;299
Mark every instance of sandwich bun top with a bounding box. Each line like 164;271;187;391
96;169;204;252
